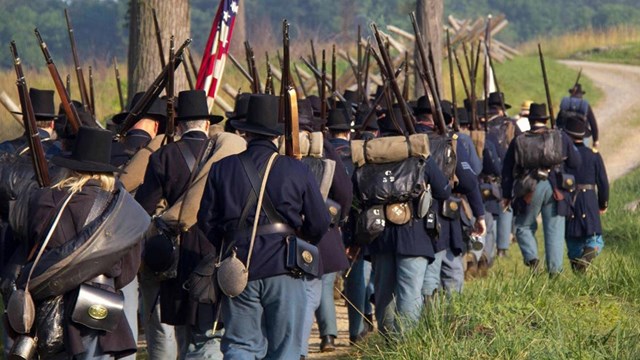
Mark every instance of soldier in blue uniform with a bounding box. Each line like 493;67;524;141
501;103;582;275
559;84;599;148
135;90;222;359
197;94;330;359
366;107;451;334
563;115;609;272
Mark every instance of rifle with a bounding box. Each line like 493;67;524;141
113;57;125;111
538;43;555;128
410;13;446;135
186;47;199;78
64;9;91;114
244;41;261;93
462;41;472;82
118;38;192;137
446;30;460;132
453;49;471;100
573;67;583;90
265;52;275;95
152;8;166;68
165;36;176;144
358;64;404;133
468;40;482;131
35;28;81;134
427;42;441;99
280;20;300;159
372;23;416;135
402;51;410;101
228;52;254;84
66;74;71;98
183;54;195;90
320;50;327;121
310;39;318;68
331;44;337;107
10;41;50;187
89;66;96;117
369;48;403;134
484;24;506;113
293;63;308;98
482;17;492;130
362;41;371;105
356;25;363;103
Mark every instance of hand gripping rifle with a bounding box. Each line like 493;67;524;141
165;36;176;144
372;23;416;135
118;38;192;137
410;12;446;135
10;41;50;187
65;9;92;114
35;28;81;134
538;43;555;128
280;20;300;159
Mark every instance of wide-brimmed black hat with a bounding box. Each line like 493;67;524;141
488;92;511;109
327;108;352;131
528;103;550;121
298;98;323;132
13;88;58;120
457;107;470;125
112;92;168;126
569;83;586;95
563;114;591;139
51;126;122;173
230;94;282;137
413;95;432;115
353;105;379;131
343;90;359;105
378;105;407;135
225;93;251;121
176;90;221;123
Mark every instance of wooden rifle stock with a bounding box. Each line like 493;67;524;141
118;38;192;137
372;23;416;135
10;41;50;187
447;30;460;132
152;8;166;68
113;57;125;111
65;9;92;114
410;13;446;135
538;43;555;128
281;20;300;159
35;28;81;134
166;36;176;144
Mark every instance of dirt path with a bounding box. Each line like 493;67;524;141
560;60;640;181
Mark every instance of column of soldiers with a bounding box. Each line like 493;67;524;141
0;43;609;360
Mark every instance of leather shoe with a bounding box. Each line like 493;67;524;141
320;335;336;352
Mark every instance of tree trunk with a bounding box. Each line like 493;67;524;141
414;0;443;98
128;0;190;100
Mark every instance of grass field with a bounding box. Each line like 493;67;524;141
354;167;640;359
569;43;640;66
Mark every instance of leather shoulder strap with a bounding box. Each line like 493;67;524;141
238;152;285;226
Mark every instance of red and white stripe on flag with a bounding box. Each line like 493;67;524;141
196;0;239;101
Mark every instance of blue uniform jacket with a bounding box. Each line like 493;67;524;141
565;144;609;237
110;129;153;167
501;125;582;216
197;139;330;281
0;128;62;157
480;133;503;215
455;131;483;174
366;155;451;261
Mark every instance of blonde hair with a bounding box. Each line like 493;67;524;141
53;170;116;194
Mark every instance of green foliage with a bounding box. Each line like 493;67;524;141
571;42;640;66
355;167;640;359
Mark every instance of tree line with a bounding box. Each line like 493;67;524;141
0;0;639;69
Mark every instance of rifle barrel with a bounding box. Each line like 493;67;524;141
65;8;91;113
447;30;460;132
152;8;166;68
113;57;125;111
538;43;555;127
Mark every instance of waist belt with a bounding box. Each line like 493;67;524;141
226;223;295;241
576;184;596;191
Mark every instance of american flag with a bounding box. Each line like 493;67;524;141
196;0;240;101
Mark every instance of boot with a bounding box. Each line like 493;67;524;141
364;313;374;332
320;335;336;352
527;258;541;273
497;249;507;258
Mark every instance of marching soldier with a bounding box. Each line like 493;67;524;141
197;94;330;358
502;103;582;275
562;115;609;272
559;84;599;148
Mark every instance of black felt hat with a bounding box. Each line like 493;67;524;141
13;88;58;120
488;92;511;109
225;93;252;121
298;98;322;132
569;83;586;95
176;90;221;123
112;92;168;126
378;105;407;135
457;107;470;125
51;126;122;173
528;103;550;121
230;94;283;137
327;108;352;131
440;100;454;123
563;114;591;139
343;90;359;104
353;105;379;131
413;95;432;115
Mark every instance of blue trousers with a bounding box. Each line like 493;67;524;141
514;180;566;274
300;276;321;356
120;277;139;360
139;268;178;360
314;272;338;338
441;249;464;294
371;253;427;334
497;207;514;250
484;212;497;264
221;275;306;360
176;325;223;359
422;250;446;297
566;234;604;260
345;257;374;337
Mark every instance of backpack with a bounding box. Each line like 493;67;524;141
557;97;589;129
514;128;564;170
487;116;516;153
426;132;456;181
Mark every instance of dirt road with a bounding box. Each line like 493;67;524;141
560;60;640;181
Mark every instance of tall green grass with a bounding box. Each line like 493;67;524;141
355;168;640;359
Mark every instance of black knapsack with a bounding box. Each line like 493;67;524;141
426;132;456;181
557;97;588;129
487;116;515;153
